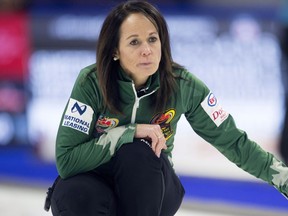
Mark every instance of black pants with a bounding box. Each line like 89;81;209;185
50;139;185;216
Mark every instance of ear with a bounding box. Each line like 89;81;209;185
113;49;120;61
113;49;119;58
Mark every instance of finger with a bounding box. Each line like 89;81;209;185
155;136;166;158
150;132;159;152
151;135;161;153
142;124;163;154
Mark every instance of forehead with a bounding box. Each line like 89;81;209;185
120;13;158;37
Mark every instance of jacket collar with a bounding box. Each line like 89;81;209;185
117;66;160;99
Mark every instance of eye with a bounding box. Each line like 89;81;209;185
149;36;158;43
130;39;139;46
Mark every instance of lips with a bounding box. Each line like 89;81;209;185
138;62;152;66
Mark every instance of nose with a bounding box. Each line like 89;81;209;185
141;43;152;56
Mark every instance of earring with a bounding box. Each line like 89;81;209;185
113;56;119;61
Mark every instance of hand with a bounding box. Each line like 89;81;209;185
135;124;167;158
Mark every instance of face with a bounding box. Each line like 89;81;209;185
115;13;161;88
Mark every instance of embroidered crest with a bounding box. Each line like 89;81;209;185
150;108;176;140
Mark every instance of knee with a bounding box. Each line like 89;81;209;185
114;139;161;170
51;174;117;216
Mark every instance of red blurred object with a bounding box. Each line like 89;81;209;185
0;86;26;113
0;12;30;82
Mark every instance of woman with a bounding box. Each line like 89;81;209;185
48;1;288;216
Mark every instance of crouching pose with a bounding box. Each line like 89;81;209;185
46;1;288;216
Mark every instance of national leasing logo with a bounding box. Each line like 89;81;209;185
62;98;93;134
201;92;229;127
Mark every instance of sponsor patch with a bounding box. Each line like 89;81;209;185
62;98;93;134
150;108;176;140
201;92;229;127
95;115;119;135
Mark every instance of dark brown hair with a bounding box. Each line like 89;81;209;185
96;1;180;113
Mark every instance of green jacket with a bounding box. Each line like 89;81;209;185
56;63;288;198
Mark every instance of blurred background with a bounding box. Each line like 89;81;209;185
0;0;288;215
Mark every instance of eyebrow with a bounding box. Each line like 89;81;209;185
126;32;158;40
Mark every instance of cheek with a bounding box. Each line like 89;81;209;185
158;50;162;60
156;45;162;60
119;53;137;71
123;50;138;63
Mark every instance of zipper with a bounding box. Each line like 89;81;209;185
130;82;158;124
131;92;140;124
